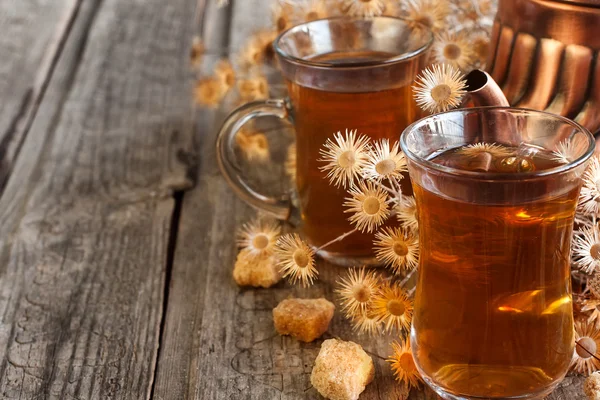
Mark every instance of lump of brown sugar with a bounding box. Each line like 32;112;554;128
233;249;281;288
310;339;374;400
586;372;600;400
273;298;334;342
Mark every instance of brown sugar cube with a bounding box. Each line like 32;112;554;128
233;249;281;288
310;339;374;400
272;298;335;342
586;372;600;400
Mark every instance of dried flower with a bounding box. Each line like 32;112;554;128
413;64;467;113
335;267;380;318
387;339;422;388
194;77;225;108
190;36;205;68
298;0;329;22
362;139;407;186
237;74;269;102
238;30;278;70
374;227;419;273
396;195;419;232
458;142;513;159
404;0;449;33
272;1;295;33
344;180;390;233
275;234;318;287
214;59;236;90
583;299;600;328
371;282;413;332
551;138;589;165
285;143;296;183
471;31;491;67
432;31;476;72
237;218;281;258
236;129;270;162
580;156;600;216
351;310;383;336
573;320;600;376
574;227;600;274
319;129;370;188
343;0;386;18
382;0;401;16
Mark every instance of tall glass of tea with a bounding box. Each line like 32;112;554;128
217;17;432;266
401;107;595;399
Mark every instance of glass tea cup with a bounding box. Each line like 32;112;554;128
400;107;595;399
217;17;432;266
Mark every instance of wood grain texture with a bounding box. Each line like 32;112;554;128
0;0;81;193
0;0;197;398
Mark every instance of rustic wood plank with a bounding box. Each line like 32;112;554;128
156;0;588;399
0;0;81;193
0;0;198;398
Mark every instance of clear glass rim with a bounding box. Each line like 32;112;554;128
273;16;434;69
400;106;596;181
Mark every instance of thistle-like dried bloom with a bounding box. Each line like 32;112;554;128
214;59;236;91
299;0;329;22
344;180;390;233
194;77;225;108
432;31;476;72
396;195;419;232
387;339;422;388
362;139;407;185
471;31;491;68
382;0;401;17
374;227;419;274
551;137;589;165
238;30;278;70
343;0;386;18
371;282;413;332
237;218;281;259
275;234;318;287
272;1;295;33
237;74;269;102
319;129;370;188
236;129;270;162
574;227;600;274
457;142;513;159
579;156;600;216
190;36;205;68
413;64;467;113
285;143;296;183
335;267;381;318
573;320;600;376
351;310;383;336
582;299;600;328
404;0;449;33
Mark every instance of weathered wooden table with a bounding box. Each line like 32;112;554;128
0;0;586;398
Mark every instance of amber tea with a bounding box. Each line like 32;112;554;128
288;51;421;257
218;17;432;266
412;144;577;398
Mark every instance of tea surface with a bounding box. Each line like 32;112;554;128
288;50;420;257
412;144;576;398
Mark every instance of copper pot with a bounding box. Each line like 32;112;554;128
487;0;600;135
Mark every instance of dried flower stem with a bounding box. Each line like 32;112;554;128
317;229;359;251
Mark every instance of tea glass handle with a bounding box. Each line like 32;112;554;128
216;99;292;221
